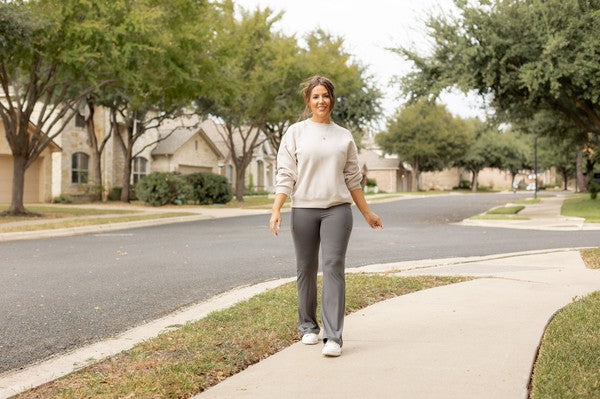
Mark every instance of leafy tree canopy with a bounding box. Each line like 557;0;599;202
394;0;600;137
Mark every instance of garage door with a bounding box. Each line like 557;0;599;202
0;155;41;204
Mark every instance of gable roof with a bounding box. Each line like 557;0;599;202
151;124;224;159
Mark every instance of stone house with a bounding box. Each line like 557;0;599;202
199;120;277;193
0;104;278;203
358;148;412;192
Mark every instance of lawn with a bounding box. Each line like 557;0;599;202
18;275;469;399
0;212;196;233
0;205;136;223
581;248;600;269
561;196;600;222
515;198;541;205
529;249;600;398
470;204;528;220
486;205;525;214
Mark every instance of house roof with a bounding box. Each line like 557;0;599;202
152;123;224;159
358;148;403;170
199;120;273;160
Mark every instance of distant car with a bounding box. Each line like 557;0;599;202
526;183;537;191
593;172;600;184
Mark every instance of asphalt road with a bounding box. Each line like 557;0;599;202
1;193;599;373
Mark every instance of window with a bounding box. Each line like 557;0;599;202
71;152;89;184
132;157;148;184
75;113;86;128
226;165;234;183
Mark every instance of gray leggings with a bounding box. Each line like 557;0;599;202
291;203;353;346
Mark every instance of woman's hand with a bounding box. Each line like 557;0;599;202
269;194;288;237
270;210;282;236
364;210;383;229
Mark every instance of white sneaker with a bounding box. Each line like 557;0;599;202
301;333;319;345
321;341;342;357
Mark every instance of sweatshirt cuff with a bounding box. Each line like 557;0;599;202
275;186;292;196
347;183;362;192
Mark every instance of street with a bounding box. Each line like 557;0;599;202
1;193;599;373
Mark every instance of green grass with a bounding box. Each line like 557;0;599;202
471;214;530;220
515;198;541;205
486;205;525;215
530;290;600;398
18;275;469;399
0;212;196;233
561;196;600;223
0;205;136;223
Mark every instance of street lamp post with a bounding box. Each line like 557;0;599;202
534;136;538;199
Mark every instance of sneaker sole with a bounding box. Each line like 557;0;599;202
322;348;342;357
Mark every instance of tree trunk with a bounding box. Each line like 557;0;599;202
121;152;132;202
412;157;420;192
9;154;27;215
562;169;569;191
85;103;102;201
234;166;245;202
471;170;479;192
576;144;586;192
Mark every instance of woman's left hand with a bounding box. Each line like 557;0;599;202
364;211;383;229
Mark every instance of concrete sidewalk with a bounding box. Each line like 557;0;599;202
459;193;600;230
196;250;600;399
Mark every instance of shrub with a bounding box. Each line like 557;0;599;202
108;187;122;201
366;178;377;187
185;172;232;204
590;181;600;200
52;194;72;204
135;172;192;206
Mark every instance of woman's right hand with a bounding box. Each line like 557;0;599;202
269;210;282;237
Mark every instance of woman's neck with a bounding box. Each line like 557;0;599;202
311;115;331;124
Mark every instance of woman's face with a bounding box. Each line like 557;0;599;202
309;84;332;120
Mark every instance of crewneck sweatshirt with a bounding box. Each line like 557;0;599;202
275;119;362;208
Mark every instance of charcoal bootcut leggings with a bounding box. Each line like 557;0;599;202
291;203;353;346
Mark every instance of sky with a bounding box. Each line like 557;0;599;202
236;0;488;129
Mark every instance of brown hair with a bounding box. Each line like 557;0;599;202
301;75;336;119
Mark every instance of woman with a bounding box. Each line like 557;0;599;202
269;76;383;357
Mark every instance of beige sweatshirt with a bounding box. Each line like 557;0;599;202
275;119;362;208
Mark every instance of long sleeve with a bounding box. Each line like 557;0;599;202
344;140;363;191
275;129;297;196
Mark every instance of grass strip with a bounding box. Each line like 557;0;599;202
0;212;196;233
581;248;600;269
471;215;530;220
18;275;469;399
562;196;600;223
486;205;525;215
515;198;541;205
0;206;136;223
529;290;600;399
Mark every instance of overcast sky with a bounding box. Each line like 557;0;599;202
236;0;488;129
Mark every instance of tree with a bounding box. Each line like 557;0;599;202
518;110;592;191
196;2;286;201
537;135;577;190
259;30;383;153
101;0;214;202
0;0;113;214
376;100;470;191
455;119;499;192
395;0;600;140
494;129;531;187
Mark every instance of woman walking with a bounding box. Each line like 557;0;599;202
269;76;383;357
